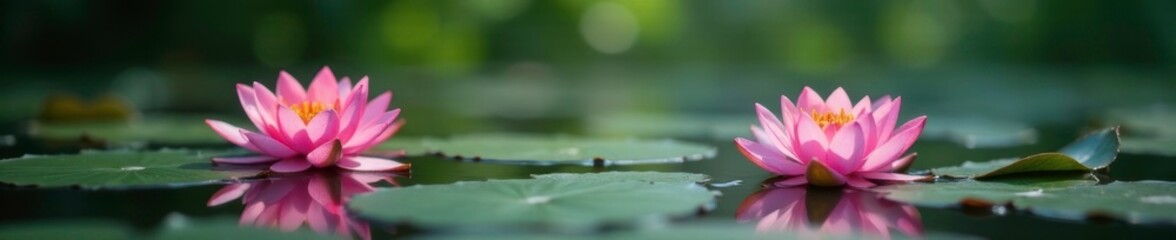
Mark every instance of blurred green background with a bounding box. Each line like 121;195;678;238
3;0;1174;128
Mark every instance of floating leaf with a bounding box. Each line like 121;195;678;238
531;171;710;184
0;150;261;189
349;174;716;229
928;127;1119;179
422;221;977;240
29;115;244;146
0;219;133;239
611;222;981;240
155;217;342;240
876;179;1176;224
413;134;716;166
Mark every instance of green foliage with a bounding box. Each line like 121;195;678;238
928;127;1119;179
876;179;1176;224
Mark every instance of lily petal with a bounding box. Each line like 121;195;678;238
305;110;339;146
819;198;862;233
337;156;409;171
735;138;805;176
344;110;399;150
306;203;330;233
797;86;826;113
756;103;797;160
873;97;902;143
337;77;353;104
780;95;801;133
240;202;266;225
206;119;260;152
889;153;917;173
854;113;878;155
362;91;392;126
258;180;297;203
207;183;250;206
278;186;310;231
337;86;368;142
276;70;307;105
276;106;313;152
846;176;877;189
270;158;312;173
251;82;282;136
771;175;809;187
861;116;925;172
306;139;343;168
851;95;872;117
795;115;829;165
235;84;267;132
349;120;404;154
827;122;865;174
306;176;339;213
825;87;852;112
241;131;297;158
306;66;339;104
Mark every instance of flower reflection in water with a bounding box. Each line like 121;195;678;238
207;170;401;240
736;186;923;239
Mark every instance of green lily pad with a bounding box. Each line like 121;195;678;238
0;219;133;239
928;127;1120;179
28;114;245;146
412;134;716;166
611;222;979;240
348;173;717;230
155;216;341;240
531;171;710;184
876;179;1176;224
0;150;262;189
422;221;978;240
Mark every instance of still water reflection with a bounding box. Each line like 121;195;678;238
736;186;923;239
206;171;400;240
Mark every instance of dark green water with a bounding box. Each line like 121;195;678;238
2;131;1175;239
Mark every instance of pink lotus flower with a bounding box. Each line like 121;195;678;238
207;171;399;240
205;66;408;172
736;187;923;239
735;87;928;188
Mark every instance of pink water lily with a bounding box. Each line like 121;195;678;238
735;87;928;188
205;66;408;173
208;171;398;240
736;187;923;239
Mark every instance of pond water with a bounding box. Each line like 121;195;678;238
2;132;1174;239
1;68;1175;239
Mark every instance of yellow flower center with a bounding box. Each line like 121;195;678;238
811;109;854;129
291;101;329;123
